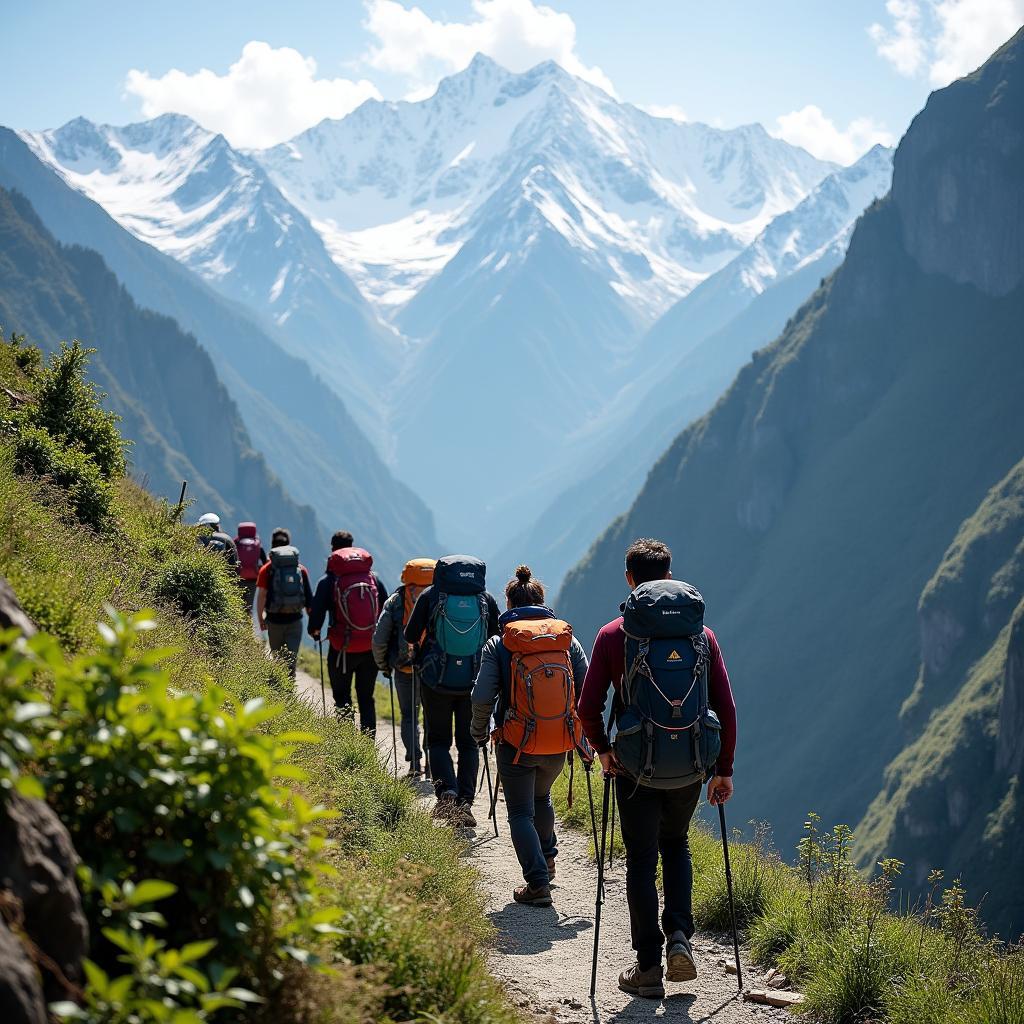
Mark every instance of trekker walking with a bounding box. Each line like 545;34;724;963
196;512;238;570
471;566;591;906
372;558;436;775
578;538;737;999
308;531;388;734
405;555;500;826
234;521;267;615
255;528;313;681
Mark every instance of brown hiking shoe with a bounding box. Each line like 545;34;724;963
456;799;478;828
431;791;458;820
618;962;665;999
665;931;698;983
545;856;556;881
513;884;552;907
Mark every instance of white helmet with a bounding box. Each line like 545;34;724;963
196;512;221;528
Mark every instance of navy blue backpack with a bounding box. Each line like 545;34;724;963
613;580;721;789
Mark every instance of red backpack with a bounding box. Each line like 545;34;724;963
327;547;379;654
235;522;262;581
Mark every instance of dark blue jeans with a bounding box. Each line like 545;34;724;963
420;686;478;802
497;743;565;888
615;777;702;970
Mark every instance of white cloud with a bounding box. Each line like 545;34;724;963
124;41;382;149
361;0;617;96
868;0;1023;86
868;0;927;76
773;105;896;165
641;103;688;123
929;0;1024;84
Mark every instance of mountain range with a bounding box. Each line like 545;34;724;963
559;26;1024;935
16;54;891;554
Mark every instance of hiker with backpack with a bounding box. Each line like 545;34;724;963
234;522;267;614
255;528;313;681
470;566;591;906
405;555;500;825
372;558;435;775
308;531;388;734
196;512;239;569
578;538;736;999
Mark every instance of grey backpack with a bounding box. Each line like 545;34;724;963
267;546;305;615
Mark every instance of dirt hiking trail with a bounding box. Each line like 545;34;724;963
295;670;791;1024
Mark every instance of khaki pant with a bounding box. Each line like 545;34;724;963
267;618;303;681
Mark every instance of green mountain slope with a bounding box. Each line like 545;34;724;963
0;186;324;551
857;459;1024;938
559;28;1024;872
0;128;437;581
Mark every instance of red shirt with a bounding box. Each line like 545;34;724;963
577;615;737;777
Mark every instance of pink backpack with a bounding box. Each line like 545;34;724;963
235;522;262;581
327;547;379;653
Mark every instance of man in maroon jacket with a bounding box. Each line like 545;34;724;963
578;538;737;999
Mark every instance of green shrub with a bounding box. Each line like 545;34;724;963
152;555;234;634
27;341;127;479
749;886;808;966
5;611;338;993
13;423;113;529
963;948;1024;1024
693;821;785;934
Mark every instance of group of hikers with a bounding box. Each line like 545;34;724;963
197;517;737;1001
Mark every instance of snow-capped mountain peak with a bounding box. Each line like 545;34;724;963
255;54;837;319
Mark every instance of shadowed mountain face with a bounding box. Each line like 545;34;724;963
0;186;323;553
0;130;438;582
558;26;1024;901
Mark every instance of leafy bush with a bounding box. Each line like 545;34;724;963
26;341;127;479
152;555;234;633
13;423;113;529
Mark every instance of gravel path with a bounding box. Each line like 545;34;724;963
294;670;791;1023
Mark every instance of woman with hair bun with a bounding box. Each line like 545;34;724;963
470;565;590;907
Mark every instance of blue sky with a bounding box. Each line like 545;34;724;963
2;1;1021;162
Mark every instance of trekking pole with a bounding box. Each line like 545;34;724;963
482;747;498;837
387;673;398;778
173;480;188;522
608;785;617;866
317;639;327;717
718;802;743;992
584;762;603;901
590;774;612;999
411;666;421;776
488;752;502;827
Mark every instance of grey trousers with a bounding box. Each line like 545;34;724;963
267;618;303;681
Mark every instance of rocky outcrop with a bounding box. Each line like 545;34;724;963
0;577;86;1019
892;28;1024;296
996;602;1024;775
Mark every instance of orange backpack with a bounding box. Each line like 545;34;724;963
400;559;436;670
497;617;588;761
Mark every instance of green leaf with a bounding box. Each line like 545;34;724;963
101;928;135;953
82;958;109;996
126;879;178;906
224;986;263;1004
107;975;134;1003
14;774;45;800
172;964;210;992
179;939;217;963
13;701;50;722
277;730;322;744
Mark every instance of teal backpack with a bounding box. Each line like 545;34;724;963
422;555;489;692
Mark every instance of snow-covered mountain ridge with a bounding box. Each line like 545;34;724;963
256;54;837;320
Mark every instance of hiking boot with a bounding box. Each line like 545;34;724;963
618;962;665;999
545;856;556;881
513;883;552;907
665;931;698;983
432;791;458;820
456;799;477;828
